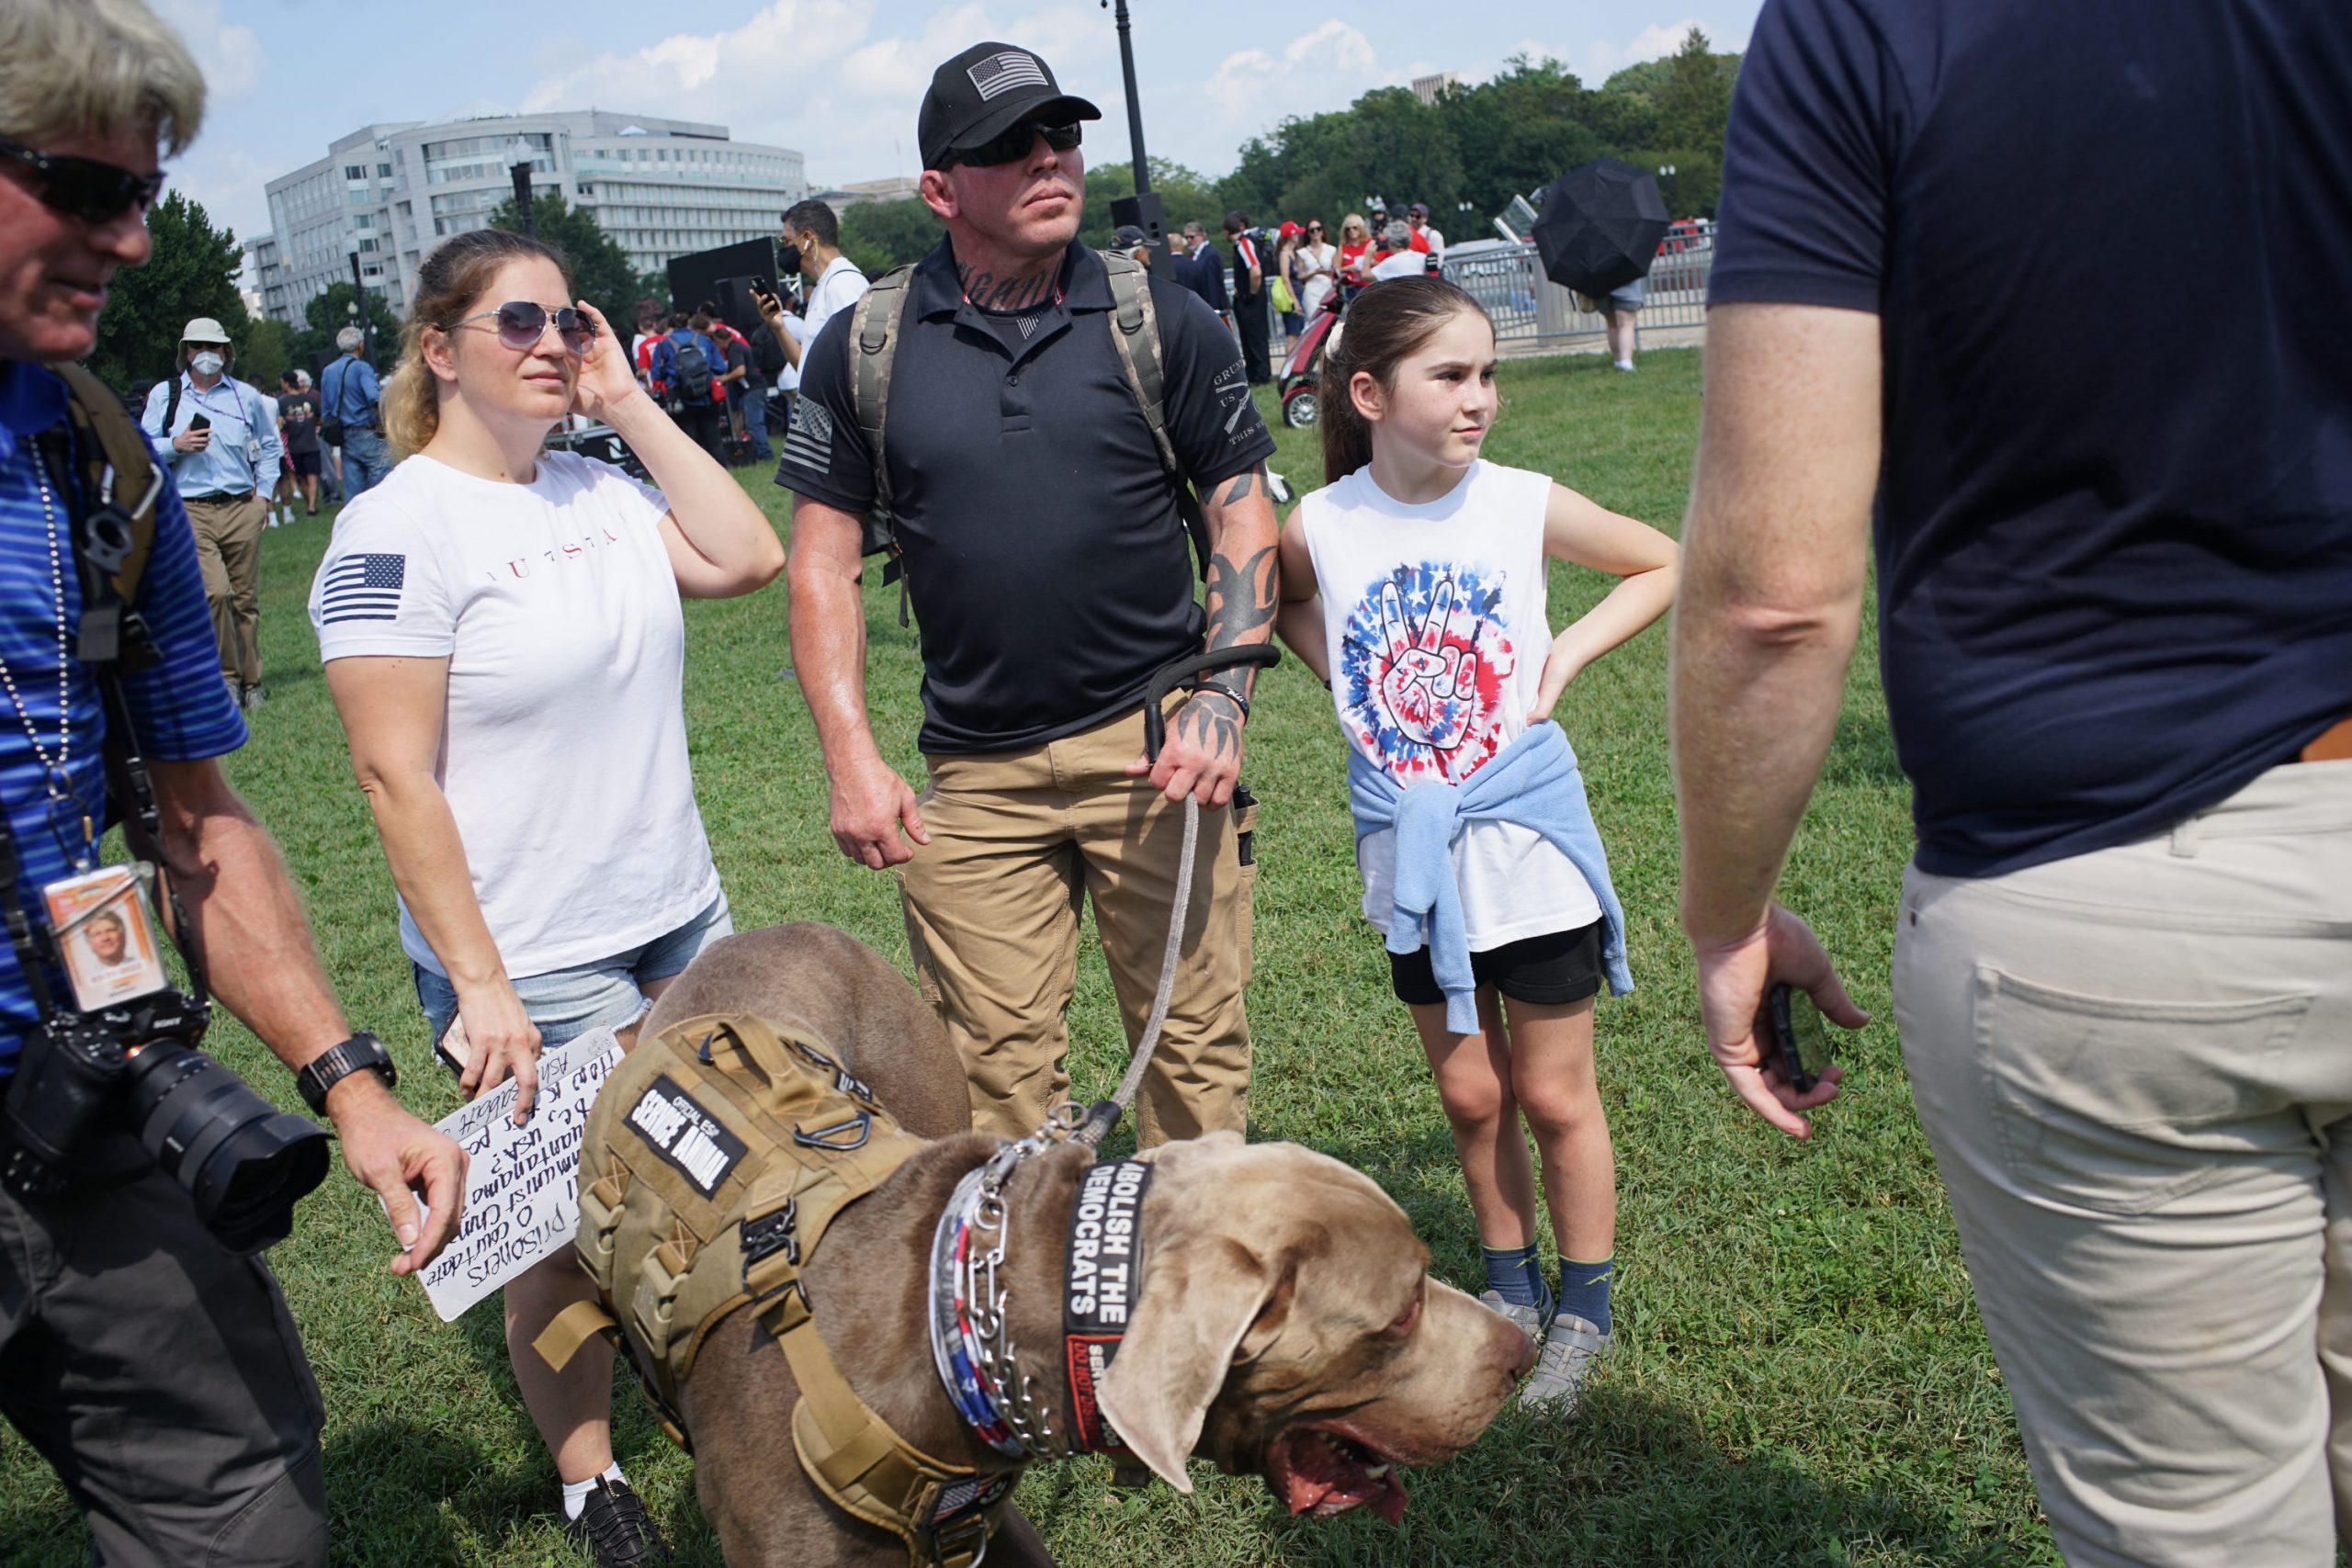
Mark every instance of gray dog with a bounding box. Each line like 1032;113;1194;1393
636;922;1534;1565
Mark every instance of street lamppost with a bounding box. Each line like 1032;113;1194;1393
509;138;537;238
1658;163;1678;216
1102;0;1171;276
345;243;368;362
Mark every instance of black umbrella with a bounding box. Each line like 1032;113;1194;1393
1532;157;1669;298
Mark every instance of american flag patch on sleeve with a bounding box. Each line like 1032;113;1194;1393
320;552;406;624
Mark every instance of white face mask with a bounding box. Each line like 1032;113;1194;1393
190;351;225;377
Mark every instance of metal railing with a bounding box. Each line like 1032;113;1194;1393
1440;228;1713;348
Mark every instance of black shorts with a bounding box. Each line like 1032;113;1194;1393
289;449;322;477
1389;919;1605;1009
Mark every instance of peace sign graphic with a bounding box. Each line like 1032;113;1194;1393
1340;561;1516;784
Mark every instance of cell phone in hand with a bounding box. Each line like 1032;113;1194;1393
752;275;774;299
187;412;210;433
434;1016;474;1077
1764;983;1834;1094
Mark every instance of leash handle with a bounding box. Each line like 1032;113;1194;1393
1141;645;1282;764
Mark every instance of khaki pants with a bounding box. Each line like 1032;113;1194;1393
899;701;1257;1146
1894;760;2352;1565
186;492;267;693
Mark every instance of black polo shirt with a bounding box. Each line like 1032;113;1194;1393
785;235;1275;754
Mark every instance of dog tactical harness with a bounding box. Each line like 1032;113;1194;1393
534;1013;1013;1568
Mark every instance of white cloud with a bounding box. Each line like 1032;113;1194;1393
1581;17;1747;85
1201;21;1387;126
152;0;265;100
517;0;1117;188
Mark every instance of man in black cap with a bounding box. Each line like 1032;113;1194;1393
780;40;1282;1147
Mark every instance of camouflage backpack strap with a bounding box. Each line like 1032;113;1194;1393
1100;250;1210;577
850;264;921;625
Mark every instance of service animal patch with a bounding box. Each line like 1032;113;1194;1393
625;1075;750;1195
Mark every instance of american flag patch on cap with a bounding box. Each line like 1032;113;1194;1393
320;552;405;624
967;51;1047;100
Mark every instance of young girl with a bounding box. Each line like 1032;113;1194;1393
1275;277;1679;1415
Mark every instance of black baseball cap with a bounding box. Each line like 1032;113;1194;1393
919;41;1102;170
1112;223;1148;249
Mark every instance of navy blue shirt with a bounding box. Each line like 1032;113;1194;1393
784;236;1275;753
0;361;248;1073
1712;0;2352;877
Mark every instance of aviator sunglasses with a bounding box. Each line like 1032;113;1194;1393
0;136;167;225
945;118;1082;169
445;301;595;355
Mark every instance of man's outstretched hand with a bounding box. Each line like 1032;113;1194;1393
1690;902;1869;1138
325;1074;467;1276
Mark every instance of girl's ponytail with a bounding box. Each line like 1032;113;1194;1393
1318;276;1492;485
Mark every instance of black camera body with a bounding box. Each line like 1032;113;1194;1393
4;990;330;1255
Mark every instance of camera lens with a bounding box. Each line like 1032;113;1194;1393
125;1043;331;1255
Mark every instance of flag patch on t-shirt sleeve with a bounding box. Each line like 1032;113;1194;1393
319;552;405;624
781;400;833;474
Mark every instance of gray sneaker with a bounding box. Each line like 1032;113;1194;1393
1518;1312;1610;1417
1477;1288;1551;1340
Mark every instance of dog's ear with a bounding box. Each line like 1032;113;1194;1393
1095;1235;1279;1493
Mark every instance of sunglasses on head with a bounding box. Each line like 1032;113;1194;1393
945;118;1081;170
0;136;166;225
446;301;594;355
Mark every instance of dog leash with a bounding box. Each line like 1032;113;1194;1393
1070;644;1280;1149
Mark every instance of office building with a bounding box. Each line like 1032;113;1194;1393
1411;71;1464;107
255;108;806;325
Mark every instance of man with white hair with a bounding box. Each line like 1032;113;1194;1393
0;2;465;1560
321;322;388;496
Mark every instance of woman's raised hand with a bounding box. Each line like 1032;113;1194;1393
568;299;644;423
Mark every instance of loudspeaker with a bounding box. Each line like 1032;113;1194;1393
1111;191;1178;281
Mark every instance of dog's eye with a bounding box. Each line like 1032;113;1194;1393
1383;1287;1423;1338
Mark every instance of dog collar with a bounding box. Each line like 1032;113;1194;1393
1060;1157;1152;1456
928;1128;1073;1461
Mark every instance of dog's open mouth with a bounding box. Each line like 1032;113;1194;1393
1266;1423;1407;1523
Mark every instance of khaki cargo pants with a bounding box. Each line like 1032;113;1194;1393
898;700;1257;1147
184;491;268;694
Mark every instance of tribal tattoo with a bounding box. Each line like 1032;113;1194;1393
1175;687;1245;761
956;262;1060;311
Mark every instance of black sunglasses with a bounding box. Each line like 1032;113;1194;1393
945;119;1082;170
446;301;595;355
0;136;166;225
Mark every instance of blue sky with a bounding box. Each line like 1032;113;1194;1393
154;0;1761;250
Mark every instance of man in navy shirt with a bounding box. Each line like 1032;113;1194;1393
784;41;1279;1146
0;3;463;1558
1671;1;2352;1558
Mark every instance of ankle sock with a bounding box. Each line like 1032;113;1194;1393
561;1462;625;1521
1556;1257;1613;1335
1481;1242;1544;1307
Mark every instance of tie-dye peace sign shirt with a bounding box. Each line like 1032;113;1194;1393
1299;460;1600;950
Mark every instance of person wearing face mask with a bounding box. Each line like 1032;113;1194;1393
310;226;782;1564
755;197;865;376
141;316;282;711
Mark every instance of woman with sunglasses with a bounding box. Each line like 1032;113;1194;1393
1297;218;1340;321
1336;211;1374;301
308;227;781;1564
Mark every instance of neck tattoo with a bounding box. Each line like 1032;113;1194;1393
958;260;1061;313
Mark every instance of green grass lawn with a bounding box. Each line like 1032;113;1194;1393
0;348;2057;1565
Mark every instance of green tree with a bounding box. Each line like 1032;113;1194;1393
1077;159;1227;251
487;191;641;324
89;190;247;391
288;281;400;377
836;197;943;274
238;316;292;390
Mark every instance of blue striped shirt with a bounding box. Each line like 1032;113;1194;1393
0;360;248;1074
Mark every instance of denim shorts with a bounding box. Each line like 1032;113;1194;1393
413;890;733;1054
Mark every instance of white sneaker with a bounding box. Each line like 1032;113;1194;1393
1613;359;1635;373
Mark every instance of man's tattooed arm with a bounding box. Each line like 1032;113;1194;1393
955;261;1060;311
1174;461;1283;766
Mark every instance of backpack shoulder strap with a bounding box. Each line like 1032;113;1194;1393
51;363;160;607
850;265;919;542
1100;250;1209;577
163;373;181;437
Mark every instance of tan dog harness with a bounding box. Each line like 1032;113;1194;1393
533;1013;1014;1568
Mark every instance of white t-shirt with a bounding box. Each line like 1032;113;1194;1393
1371;250;1427;282
803;254;870;347
1299;459;1599;950
308;451;721;978
771;312;807;395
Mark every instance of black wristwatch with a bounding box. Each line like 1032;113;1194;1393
296;1032;397;1116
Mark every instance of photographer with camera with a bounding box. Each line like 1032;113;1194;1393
0;3;467;1561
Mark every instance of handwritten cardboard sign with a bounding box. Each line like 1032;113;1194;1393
417;1028;624;1323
